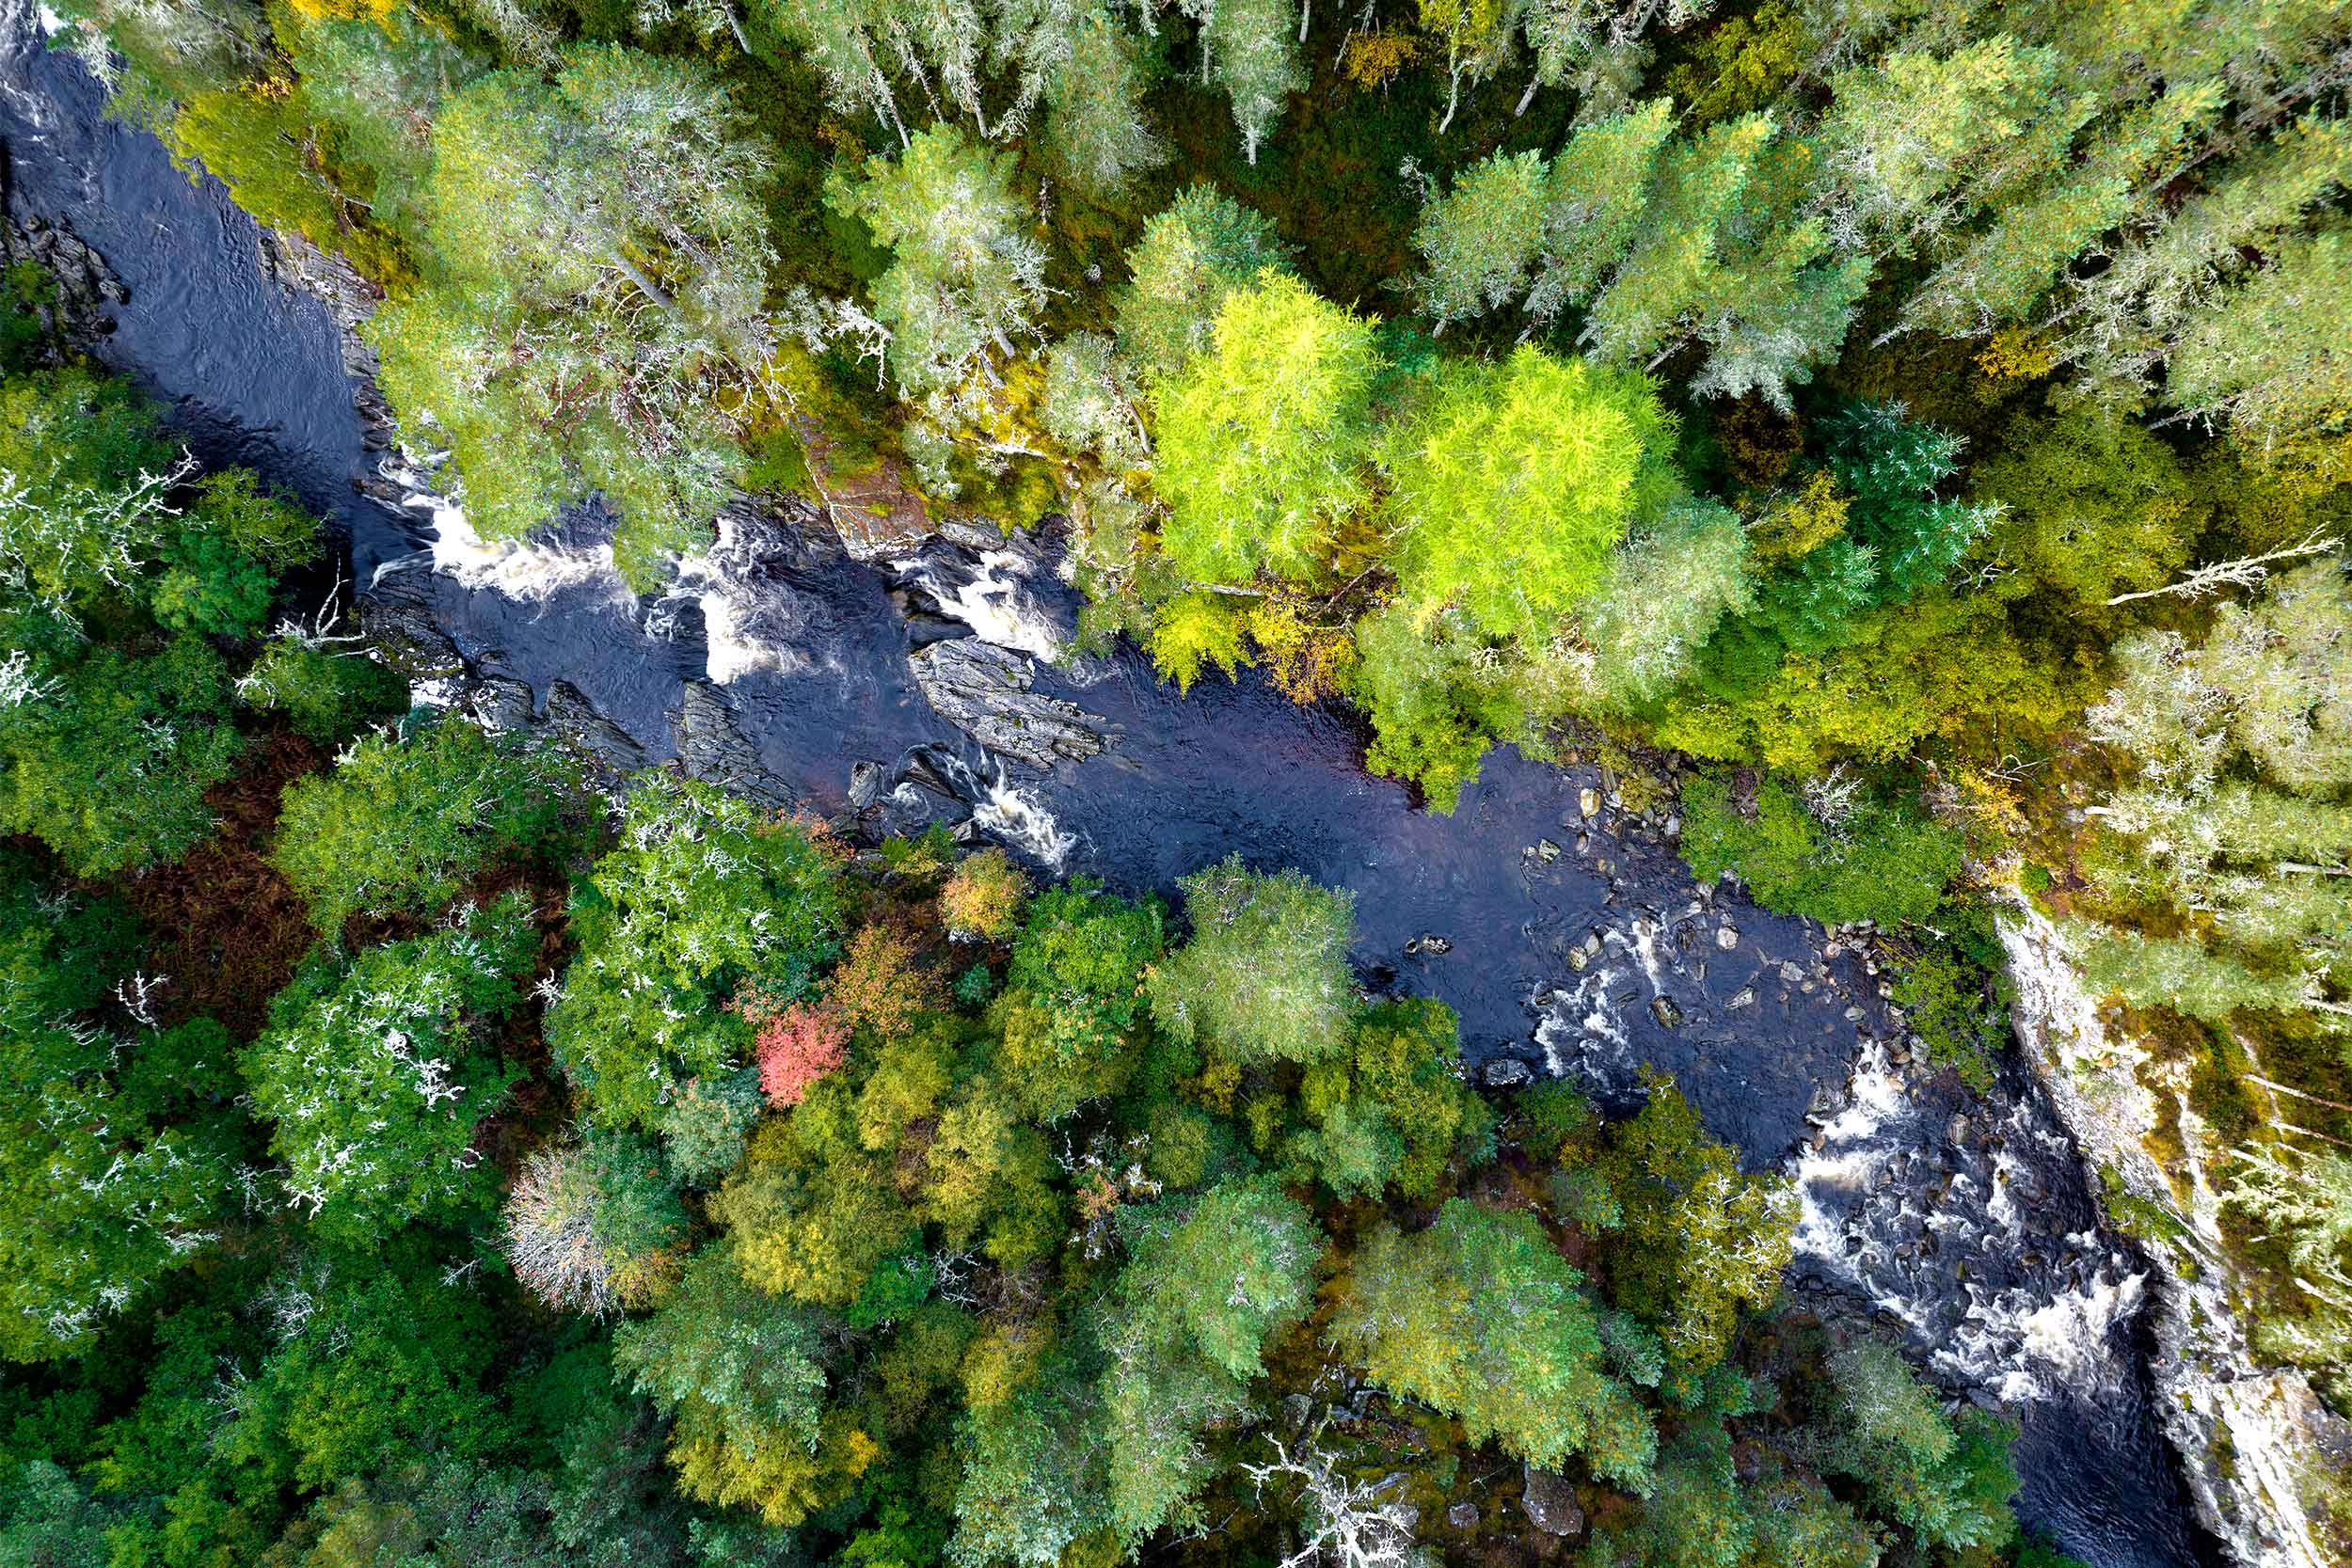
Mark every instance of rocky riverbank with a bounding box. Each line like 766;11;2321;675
2000;907;2348;1568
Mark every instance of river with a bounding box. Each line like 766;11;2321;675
0;12;2222;1563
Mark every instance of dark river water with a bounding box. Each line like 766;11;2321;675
0;12;2221;1563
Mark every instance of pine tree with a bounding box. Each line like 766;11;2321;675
1181;0;1303;165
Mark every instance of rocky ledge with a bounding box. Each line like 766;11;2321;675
2000;903;2347;1568
907;636;1108;771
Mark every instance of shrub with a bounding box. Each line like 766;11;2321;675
1678;773;1962;927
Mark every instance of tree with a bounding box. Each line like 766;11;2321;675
0;633;241;878
1970;404;2205;608
950;1361;1114;1568
1813;1342;2019;1554
995;880;1164;1118
1410;149;1548;334
1382;345;1678;642
2072;559;2352;1034
1152;274;1380;585
1328;1199;1652;1483
241;894;538;1240
750;1001;852;1107
1150;856;1357;1065
2169;226;2352;483
612;1245;831;1513
1292;997;1489;1199
1565;495;1752;709
1098;1178;1323;1540
1116;184;1290;383
271;715;580;934
505;1132;691;1313
1897;79;2222;339
1816;36;2089;256
1678;773;1963;927
371;45;782;584
828;127;1049;398
1347;601;1527;811
1178;0;1302;165
548;776;843;1129
1419;0;1510;135
1584;1079;1796;1379
0;866;233;1362
943;847;1030;938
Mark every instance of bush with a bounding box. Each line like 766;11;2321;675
1678;773;1962;927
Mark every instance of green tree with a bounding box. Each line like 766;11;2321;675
1586;1080;1797;1379
995;880;1164;1119
1152;273;1379;585
548;776;843;1128
829;126;1049;398
1098;1178;1322;1540
1329;1199;1652;1483
0;867;233;1362
1291;997;1489;1199
612;1244;830;1484
1813;1342;2020;1554
271;715;580;934
1150;856;1356;1065
1411;149;1548;334
1382;344;1677;643
372;45;781;584
1116;184;1290;383
0;632;241;878
242;894;538;1242
1178;0;1301;165
1678;773;1963;927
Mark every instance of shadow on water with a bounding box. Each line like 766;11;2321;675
0;13;2222;1563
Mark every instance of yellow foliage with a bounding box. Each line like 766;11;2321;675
1342;28;1422;92
1975;326;2059;382
1664;0;1807;120
1149;591;1251;692
669;1410;865;1527
280;0;396;23
1247;594;1355;704
1747;471;1848;567
961;1316;1055;1408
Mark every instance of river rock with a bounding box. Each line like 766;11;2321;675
544;680;650;778
673;681;795;807
909;638;1107;770
849;760;886;810
359;566;467;679
1520;1467;1583;1537
1484;1058;1534;1089
471;674;536;734
0;212;123;356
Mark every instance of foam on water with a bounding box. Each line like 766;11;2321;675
376;457;632;610
895;546;1064;661
660;512;816;685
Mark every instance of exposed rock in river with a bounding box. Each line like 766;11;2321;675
907;636;1109;771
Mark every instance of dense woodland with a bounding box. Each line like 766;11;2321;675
4;0;2352;1561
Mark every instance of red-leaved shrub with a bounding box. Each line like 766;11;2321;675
749;1001;850;1108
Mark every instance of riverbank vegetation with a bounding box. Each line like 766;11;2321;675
0;333;2077;1566
18;0;2352;1551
